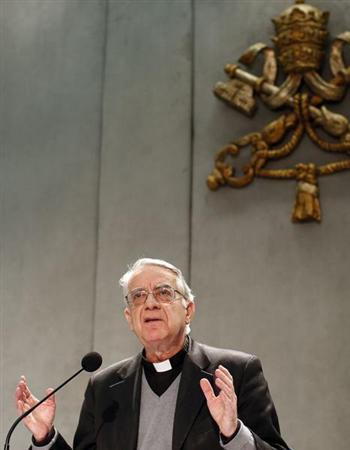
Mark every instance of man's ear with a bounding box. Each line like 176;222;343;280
186;301;195;323
124;307;134;331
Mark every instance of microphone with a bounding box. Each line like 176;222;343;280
4;352;102;450
81;352;103;372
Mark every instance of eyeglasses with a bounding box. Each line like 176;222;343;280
125;284;186;307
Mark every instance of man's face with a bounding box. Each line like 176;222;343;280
124;265;194;352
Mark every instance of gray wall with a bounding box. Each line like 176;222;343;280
1;1;349;449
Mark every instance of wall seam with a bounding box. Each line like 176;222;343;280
188;0;195;285
91;0;109;352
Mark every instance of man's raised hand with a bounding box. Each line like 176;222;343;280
200;365;238;438
15;375;56;443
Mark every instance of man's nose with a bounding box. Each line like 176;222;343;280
144;292;160;308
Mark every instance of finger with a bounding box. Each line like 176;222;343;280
20;380;39;406
16;399;26;415
18;378;32;398
17;386;28;403
16;379;25;394
200;378;216;402
19;375;28;391
22;390;38;408
215;369;234;390
216;365;233;383
215;377;234;398
15;386;24;402
218;365;233;380
16;399;34;417
18;376;32;401
217;365;234;390
44;388;56;406
46;388;54;396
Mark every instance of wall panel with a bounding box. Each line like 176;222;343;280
93;0;192;365
0;1;106;447
191;2;350;450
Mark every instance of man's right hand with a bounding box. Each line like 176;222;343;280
15;375;56;444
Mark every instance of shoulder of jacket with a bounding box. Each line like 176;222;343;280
195;340;257;367
91;354;139;384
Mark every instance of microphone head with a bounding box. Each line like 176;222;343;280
81;352;103;372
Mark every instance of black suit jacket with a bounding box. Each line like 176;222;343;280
49;340;291;450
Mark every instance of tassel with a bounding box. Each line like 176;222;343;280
292;164;321;222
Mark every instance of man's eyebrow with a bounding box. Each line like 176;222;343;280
129;287;146;293
130;283;173;292
154;283;173;288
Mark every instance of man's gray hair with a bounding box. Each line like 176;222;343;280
119;257;195;304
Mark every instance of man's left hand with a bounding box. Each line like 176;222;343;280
200;365;238;438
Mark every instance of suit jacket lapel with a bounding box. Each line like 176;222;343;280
108;353;143;450
172;340;213;450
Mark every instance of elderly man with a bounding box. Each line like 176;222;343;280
16;258;291;450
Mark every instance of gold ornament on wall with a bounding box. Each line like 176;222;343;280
207;0;350;223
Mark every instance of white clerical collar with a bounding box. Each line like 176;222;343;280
153;359;172;372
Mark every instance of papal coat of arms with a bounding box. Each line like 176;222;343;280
207;0;350;222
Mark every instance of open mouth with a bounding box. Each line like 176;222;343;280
144;318;162;323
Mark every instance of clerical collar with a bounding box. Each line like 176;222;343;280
142;335;190;373
153;359;172;372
